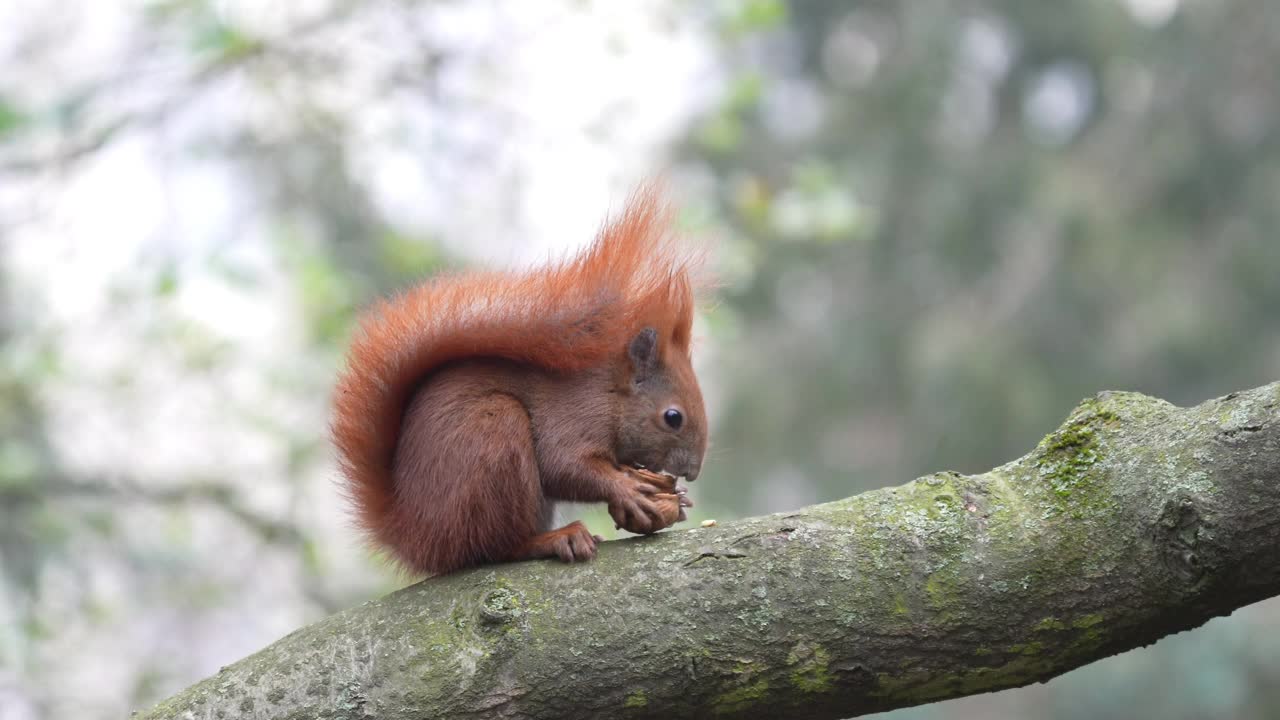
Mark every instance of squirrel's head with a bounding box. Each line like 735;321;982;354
614;326;708;482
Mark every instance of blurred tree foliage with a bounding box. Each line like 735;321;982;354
0;273;60;609
683;0;1280;515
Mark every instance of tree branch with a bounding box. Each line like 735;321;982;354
137;381;1280;719
0;4;356;176
4;475;304;545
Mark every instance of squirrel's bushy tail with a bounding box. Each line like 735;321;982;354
331;185;702;553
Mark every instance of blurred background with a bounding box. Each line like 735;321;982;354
1;1;1278;718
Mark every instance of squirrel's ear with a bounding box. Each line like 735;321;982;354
628;327;659;381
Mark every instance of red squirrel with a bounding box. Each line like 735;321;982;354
331;187;708;575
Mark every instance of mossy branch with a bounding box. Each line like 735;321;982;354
138;382;1280;720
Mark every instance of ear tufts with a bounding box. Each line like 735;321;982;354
628;327;659;380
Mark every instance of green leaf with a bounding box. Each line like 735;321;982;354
727;73;764;110
378;231;443;279
154;266;179;297
0;441;40;485
725;0;787;36
0;97;28;139
193;20;260;59
697;113;745;153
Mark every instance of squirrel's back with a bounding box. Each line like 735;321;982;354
331;186;700;555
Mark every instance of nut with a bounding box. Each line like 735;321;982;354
631;467;677;493
649;493;684;527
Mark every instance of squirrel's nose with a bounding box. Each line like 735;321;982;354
670;449;701;482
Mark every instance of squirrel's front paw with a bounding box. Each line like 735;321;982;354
610;468;691;534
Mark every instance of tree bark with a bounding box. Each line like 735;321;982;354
138;382;1280;720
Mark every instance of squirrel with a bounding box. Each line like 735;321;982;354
331;187;708;576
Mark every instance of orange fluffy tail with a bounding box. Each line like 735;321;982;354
331;186;700;553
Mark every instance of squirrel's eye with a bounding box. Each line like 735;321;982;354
663;408;684;430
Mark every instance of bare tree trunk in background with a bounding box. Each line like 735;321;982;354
138;381;1280;720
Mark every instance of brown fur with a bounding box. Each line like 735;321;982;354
331;186;708;575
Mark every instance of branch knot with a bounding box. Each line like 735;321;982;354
1153;496;1208;586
